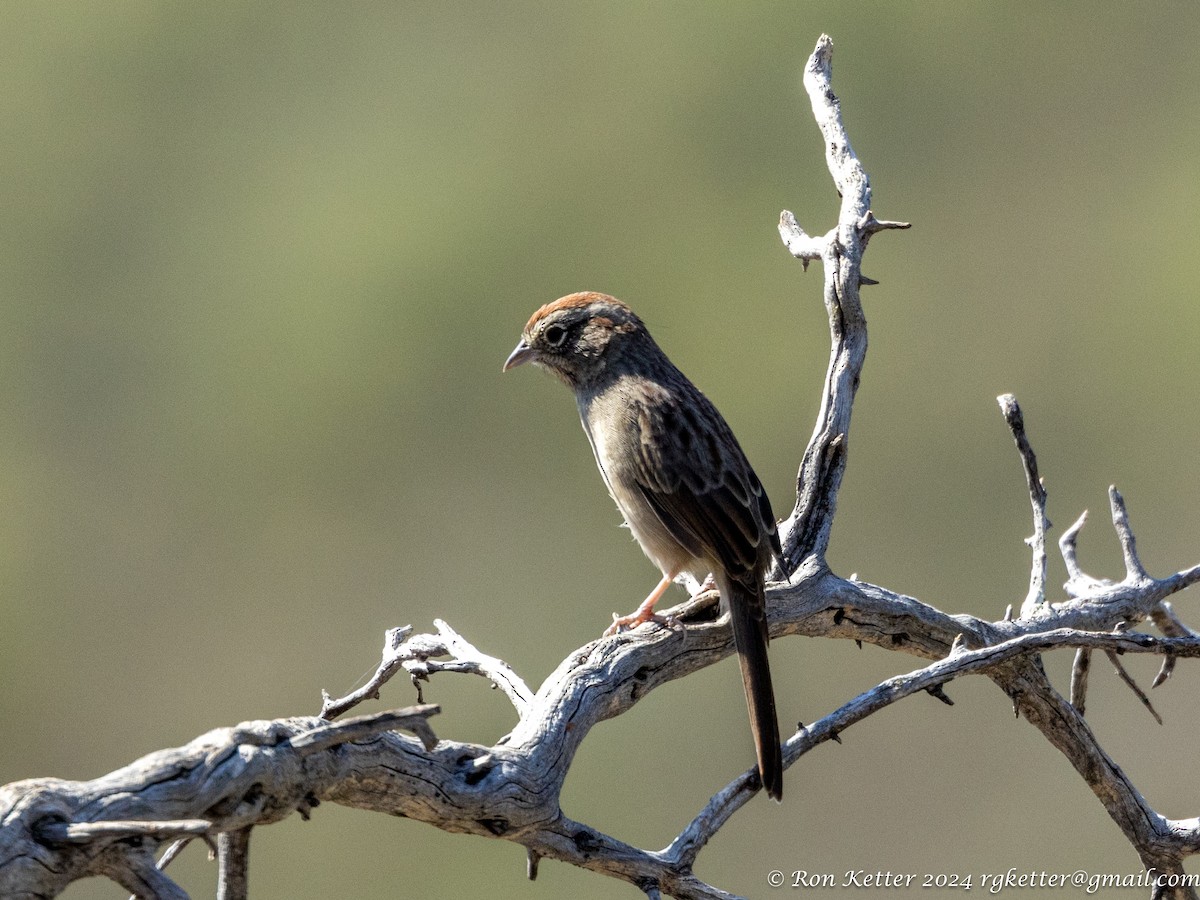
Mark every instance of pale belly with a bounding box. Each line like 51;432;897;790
582;410;707;584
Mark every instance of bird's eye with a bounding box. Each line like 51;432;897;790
543;323;568;348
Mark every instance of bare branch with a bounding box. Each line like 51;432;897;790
858;211;911;235
406;619;535;714
774;34;909;574
1071;647;1091;714
320;620;532;721
1149;601;1198;687
154;838;193;874
37;819;212;843
320;625;413;719
98;844;190;900
289;706;441;755
1060;510;1112;598
4;512;1199;898
661;624;1200;882
216;828;251;900
1104;650;1163;725
777;211;826;267
998;394;1051;615
1110;486;1150;582
789;627;1199;756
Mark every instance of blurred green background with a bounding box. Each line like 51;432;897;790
2;3;1198;898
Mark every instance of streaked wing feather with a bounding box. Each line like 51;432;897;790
631;387;776;579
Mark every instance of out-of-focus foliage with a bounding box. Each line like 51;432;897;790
1;3;1197;898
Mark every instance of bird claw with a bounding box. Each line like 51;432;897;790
603;610;678;637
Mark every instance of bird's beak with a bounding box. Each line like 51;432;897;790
503;339;536;372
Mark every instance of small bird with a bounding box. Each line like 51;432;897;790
503;291;784;800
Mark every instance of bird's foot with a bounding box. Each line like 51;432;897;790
604;609;677;636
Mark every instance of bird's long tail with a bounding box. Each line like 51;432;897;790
722;574;783;801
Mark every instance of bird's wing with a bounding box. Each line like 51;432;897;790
630;387;779;581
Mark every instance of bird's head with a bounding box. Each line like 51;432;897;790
503;291;647;389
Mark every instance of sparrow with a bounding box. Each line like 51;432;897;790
503;291;783;800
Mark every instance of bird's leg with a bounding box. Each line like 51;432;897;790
691;572;717;598
604;573;677;636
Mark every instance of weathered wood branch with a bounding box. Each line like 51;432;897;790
1;33;1197;900
998;393;1051;615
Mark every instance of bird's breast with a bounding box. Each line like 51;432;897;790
578;390;703;579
